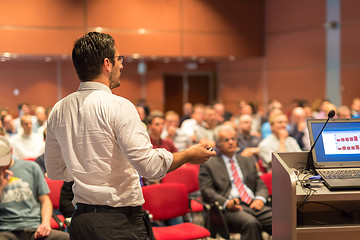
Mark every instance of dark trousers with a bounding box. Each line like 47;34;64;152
69;203;154;240
224;204;272;240
0;228;69;240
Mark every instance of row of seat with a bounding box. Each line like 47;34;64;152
45;164;272;240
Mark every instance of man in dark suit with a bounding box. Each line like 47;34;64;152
199;124;272;240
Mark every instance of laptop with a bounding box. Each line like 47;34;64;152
307;118;360;190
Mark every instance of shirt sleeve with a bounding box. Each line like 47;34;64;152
258;139;272;165
112;100;173;181
45;111;72;182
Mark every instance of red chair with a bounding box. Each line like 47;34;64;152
142;183;211;240
260;172;272;196
45;178;66;230
161;166;206;215
260;172;272;206
258;159;268;174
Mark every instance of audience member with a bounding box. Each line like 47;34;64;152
137;98;150;118
180;102;193;126
237;114;261;160
314;99;331;119
13;103;37;132
0;136;69;240
199;125;272;240
214;102;233;123
289;107;310;150
34;106;47;134
10;115;45;160
136;105;147;125
1;114;17;138
148;115;177;153
35;129;47;176
261;108;283;139
337;105;351;119
181;103;205;142
195;105;218;147
259;113;301;171
350;98;360;118
161;111;192;151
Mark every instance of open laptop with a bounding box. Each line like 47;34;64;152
307;118;360;190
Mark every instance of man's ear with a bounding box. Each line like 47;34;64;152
103;58;112;72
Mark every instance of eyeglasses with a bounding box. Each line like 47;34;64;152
113;55;124;64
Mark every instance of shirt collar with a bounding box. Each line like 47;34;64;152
78;81;112;94
221;153;236;163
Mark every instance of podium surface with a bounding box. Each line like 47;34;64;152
272;151;360;240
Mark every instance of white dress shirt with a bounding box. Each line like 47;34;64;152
45;81;173;207
10;132;45;160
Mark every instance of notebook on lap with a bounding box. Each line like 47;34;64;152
307;118;360;190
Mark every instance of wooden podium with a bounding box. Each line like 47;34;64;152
272;151;360;240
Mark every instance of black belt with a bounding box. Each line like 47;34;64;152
75;203;143;214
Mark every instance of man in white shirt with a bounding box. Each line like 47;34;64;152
10;115;44;160
45;32;215;240
161;111;192;151
259;113;301;171
181;103;205;142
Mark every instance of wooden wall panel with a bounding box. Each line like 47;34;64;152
266;68;325;110
182;0;263;33
0;0;85;27
342;21;360;64
266;29;325;69
87;0;181;31
217;58;264;114
342;66;360;106
0;61;58;116
183;33;262;57
110;32;181;56
342;0;360;22
59;60;80;99
0;29;83;55
266;0;325;33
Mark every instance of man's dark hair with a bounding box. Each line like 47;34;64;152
72;32;116;82
147;115;164;125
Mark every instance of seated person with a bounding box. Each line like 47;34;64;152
237;114;261;157
199;125;272;240
194;105;218;147
0;136;69;240
1;114;17;137
148;115;177;153
259;113;301;171
181;103;206;142
161;111;192;151
288;107;310;151
10;115;45;160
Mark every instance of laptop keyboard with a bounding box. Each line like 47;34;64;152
318;169;360;179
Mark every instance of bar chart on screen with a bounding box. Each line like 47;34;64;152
322;131;360;155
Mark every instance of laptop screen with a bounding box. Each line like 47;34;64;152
307;118;360;168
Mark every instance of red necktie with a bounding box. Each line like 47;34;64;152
230;159;252;204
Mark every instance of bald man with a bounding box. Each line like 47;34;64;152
289;107;310;150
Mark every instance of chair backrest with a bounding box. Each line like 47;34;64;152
260;172;272;196
45;178;64;209
258;159;268;174
161;166;199;193
142;183;188;220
